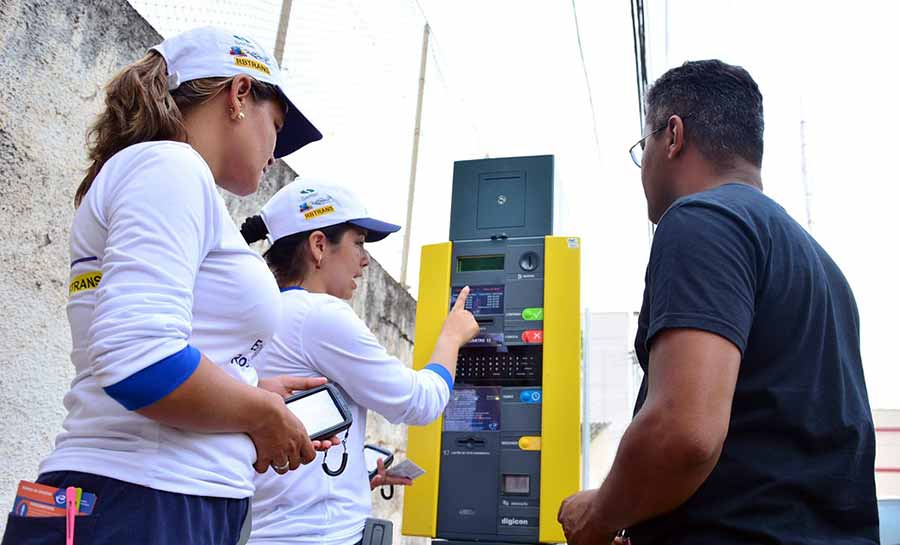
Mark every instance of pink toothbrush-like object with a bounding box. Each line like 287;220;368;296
65;486;77;545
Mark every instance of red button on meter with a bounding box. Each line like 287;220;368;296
521;330;543;343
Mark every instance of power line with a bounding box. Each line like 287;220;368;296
570;0;603;164
630;0;649;132
630;0;654;245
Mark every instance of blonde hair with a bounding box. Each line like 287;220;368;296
75;50;280;207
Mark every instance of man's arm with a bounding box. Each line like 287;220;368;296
559;327;741;543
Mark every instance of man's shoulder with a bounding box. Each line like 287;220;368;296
660;182;793;237
673;182;774;214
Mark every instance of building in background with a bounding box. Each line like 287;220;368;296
585;311;642;486
876;409;900;498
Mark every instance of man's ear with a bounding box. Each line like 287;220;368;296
666;115;687;160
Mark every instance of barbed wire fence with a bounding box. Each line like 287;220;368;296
129;0;283;49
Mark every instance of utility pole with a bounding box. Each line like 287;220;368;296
800;119;814;232
399;23;430;288
273;0;293;66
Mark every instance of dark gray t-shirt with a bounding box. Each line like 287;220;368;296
631;183;878;544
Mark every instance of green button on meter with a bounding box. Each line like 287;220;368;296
522;307;544;321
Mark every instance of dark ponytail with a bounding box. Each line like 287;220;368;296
240;215;354;287
240;215;269;244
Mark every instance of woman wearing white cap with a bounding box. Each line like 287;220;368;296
2;28;335;545
239;181;479;545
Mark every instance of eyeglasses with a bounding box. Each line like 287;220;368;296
628;115;691;168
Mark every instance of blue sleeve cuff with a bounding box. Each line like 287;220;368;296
103;345;201;411
424;363;454;394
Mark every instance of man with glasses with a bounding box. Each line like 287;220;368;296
558;60;878;544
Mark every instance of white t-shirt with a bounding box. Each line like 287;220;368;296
249;290;451;545
40;141;281;499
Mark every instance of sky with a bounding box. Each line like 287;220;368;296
129;0;898;409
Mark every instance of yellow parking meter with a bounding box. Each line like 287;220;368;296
403;155;581;544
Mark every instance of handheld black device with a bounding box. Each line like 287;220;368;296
284;383;353;441
364;444;395;480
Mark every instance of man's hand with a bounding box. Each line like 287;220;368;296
558;489;617;545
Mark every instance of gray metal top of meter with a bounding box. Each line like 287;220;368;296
449;155;553;241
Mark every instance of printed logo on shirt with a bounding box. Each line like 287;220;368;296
230;339;264;368
68;271;102;296
303;205;335;220
234;57;271;75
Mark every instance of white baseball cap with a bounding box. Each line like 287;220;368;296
260;181;401;243
151;26;322;158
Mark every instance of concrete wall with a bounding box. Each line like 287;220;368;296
0;1;421;541
0;0;164;533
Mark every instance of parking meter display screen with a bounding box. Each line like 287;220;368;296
457;254;504;272
451;285;504;316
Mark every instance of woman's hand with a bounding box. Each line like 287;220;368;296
428;286;480;377
247;390;317;474
251;376;340;473
369;458;413;490
440;286;479;347
258;375;327;399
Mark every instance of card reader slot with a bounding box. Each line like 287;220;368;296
456;436;487;449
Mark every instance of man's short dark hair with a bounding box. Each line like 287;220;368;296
645;59;764;169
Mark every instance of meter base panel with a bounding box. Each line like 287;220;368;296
436;386;542;543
